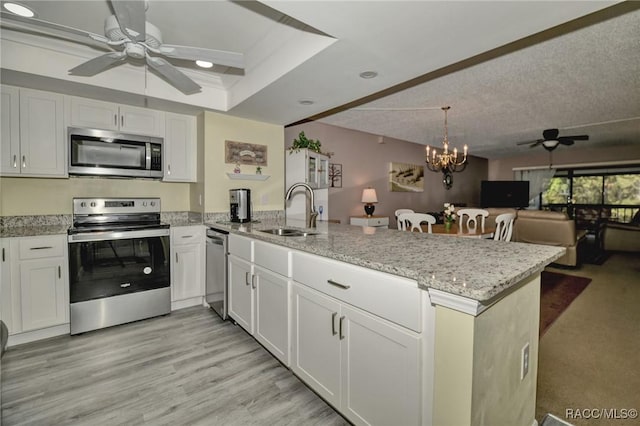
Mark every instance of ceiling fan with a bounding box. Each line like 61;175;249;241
516;128;589;151
0;0;245;95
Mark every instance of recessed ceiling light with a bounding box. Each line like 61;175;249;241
3;2;35;17
195;60;213;69
359;71;378;79
299;100;314;106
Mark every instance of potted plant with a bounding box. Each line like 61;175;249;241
290;131;322;154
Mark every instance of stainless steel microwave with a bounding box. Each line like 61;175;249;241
68;127;163;178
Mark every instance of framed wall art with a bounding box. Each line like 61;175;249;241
329;163;343;188
389;162;424;192
225;140;268;166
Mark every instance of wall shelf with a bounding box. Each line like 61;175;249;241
226;173;270;181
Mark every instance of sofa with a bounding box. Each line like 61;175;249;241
484;208;587;266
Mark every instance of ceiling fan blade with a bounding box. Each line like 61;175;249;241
69;52;127;76
145;55;201;95
159;44;245;69
516;139;543;146
542;128;559;140
558;137;575;146
110;0;146;42
0;11;110;45
566;134;589;141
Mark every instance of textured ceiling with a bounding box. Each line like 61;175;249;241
1;1;637;159
318;4;640;159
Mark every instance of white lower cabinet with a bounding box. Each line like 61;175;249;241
19;257;67;332
254;264;290;365
227;235;290;366
170;226;205;310
292;282;421;426
1;235;69;342
228;254;254;333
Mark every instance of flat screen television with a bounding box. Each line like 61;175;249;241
480;180;530;208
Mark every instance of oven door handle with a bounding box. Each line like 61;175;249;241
68;228;170;243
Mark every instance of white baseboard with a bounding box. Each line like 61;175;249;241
171;296;204;311
7;323;70;347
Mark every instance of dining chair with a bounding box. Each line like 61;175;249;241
457;208;489;232
398;213;436;233
394;209;415;229
493;212;516;241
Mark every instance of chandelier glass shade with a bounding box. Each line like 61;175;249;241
425;106;468;174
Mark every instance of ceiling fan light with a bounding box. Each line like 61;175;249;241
196;60;213;68
542;140;559;148
3;2;35;17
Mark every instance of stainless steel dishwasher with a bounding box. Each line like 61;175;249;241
206;228;228;319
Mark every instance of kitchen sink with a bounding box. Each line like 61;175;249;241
258;228;318;237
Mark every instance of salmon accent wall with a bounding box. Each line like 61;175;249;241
285;122;488;227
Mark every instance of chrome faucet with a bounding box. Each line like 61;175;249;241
285;182;318;228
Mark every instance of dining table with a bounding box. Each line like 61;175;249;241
420;223;495;238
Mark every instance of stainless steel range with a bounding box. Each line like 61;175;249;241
67;197;170;334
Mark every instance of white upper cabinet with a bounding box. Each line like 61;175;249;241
119;105;164;137
287;148;330;189
1;86;66;177
1;86;20;176
69;97;165;137
164;112;196;182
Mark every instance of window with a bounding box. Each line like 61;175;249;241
536;165;640;232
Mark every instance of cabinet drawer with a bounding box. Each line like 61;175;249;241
254;240;290;277
171;225;203;245
291;251;421;332
18;235;65;260
368;217;388;227
228;234;252;261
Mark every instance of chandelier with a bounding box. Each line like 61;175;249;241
425;106;468;189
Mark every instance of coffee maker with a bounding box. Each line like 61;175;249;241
229;188;251;223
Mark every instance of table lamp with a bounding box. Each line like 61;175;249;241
361;187;378;217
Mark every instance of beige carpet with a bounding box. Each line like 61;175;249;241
536;253;640;426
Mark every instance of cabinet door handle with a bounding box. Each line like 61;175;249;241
245;272;250;286
58;265;61;278
2;247;5;262
13;155;17;168
167;164;171;175
30;246;53;250
331;312;337;336
22;155;26;168
181;235;193;238
114;114;118;126
251;274;257;289
327;279;350;290
175;253;178;263
121;115;124;127
339;316;345;340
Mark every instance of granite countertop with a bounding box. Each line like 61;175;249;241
0;216;202;238
0;225;70;238
206;219;565;302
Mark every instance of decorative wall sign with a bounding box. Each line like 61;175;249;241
329;163;342;188
225;140;268;166
389;162;424;192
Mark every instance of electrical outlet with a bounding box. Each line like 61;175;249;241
521;342;530;380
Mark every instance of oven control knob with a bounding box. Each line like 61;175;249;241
142;201;147;207
80;202;86;208
90;202;96;207
150;201;156;207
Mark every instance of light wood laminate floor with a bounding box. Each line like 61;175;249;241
1;307;349;426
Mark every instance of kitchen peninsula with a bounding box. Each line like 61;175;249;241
208;219;564;426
